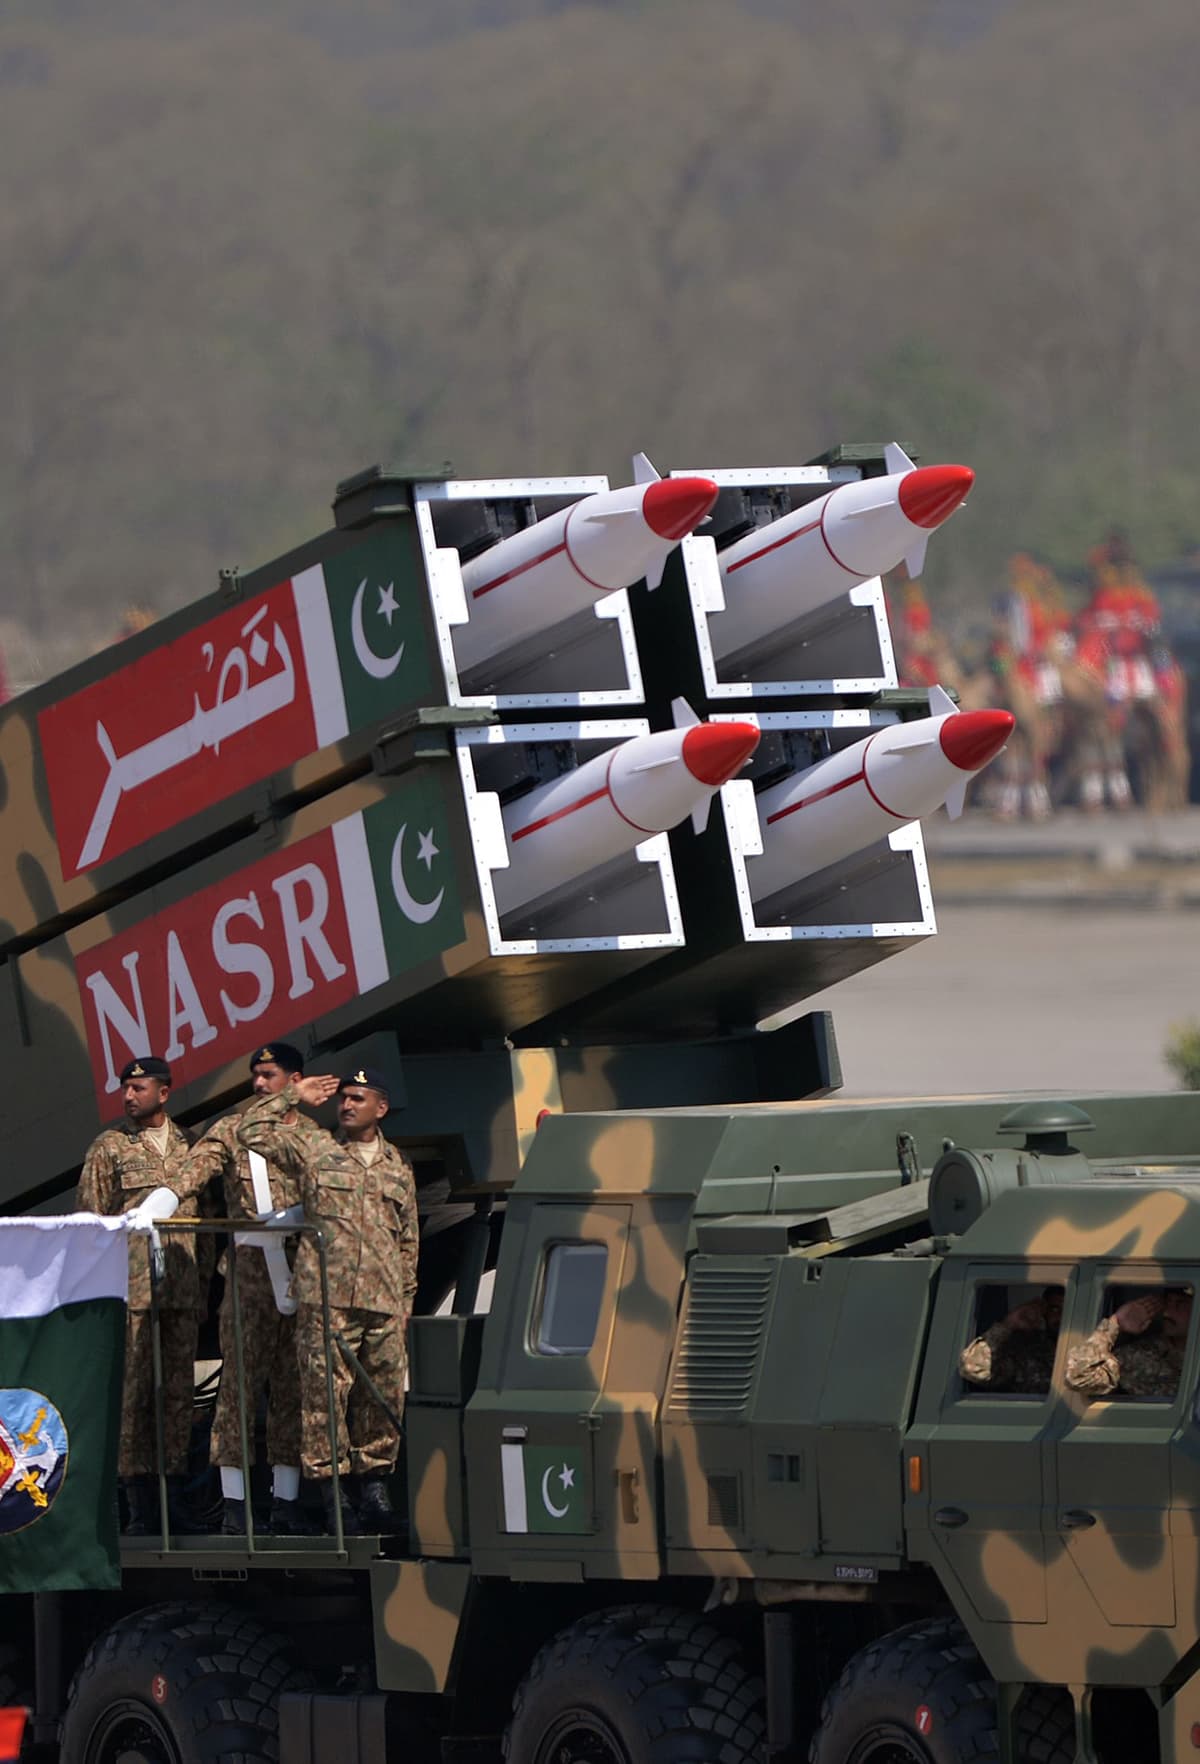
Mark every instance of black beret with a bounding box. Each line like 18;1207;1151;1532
339;1066;390;1099
120;1056;172;1084
249;1041;304;1075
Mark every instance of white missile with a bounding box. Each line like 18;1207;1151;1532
710;445;974;660
745;685;1014;901
492;712;760;917
454;461;718;673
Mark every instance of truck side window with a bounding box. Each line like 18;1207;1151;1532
1066;1284;1192;1402
532;1243;608;1356
958;1283;1062;1397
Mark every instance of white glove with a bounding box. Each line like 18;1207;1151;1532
126;1187;181;1231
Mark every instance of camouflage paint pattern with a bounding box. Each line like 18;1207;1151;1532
370;1559;470;1693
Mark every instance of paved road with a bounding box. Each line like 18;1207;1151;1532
797;902;1199;1098
922;805;1200;864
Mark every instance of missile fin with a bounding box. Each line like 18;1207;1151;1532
883;729;939;753
944;773;970;820
928;683;958;718
904;533;930;578
644;555;666;589
631;452;662;486
691;795;712;836
630;755;684;773
884;441;918;476
671;697;700;730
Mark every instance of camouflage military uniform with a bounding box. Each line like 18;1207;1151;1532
174;1107;326;1469
959;1316;1058;1394
1066;1317;1185;1398
238;1087;419;1479
77;1118;200;1477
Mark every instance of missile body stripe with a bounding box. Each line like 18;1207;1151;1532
509;783;610;842
561;498;618;594
508;747;661;847
725;517;821;574
763;732;909;825
471;540;569;599
764;766;865;824
601;746;660;836
470;497;616;600
817;494;859;577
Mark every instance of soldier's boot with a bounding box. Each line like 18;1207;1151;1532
356;1476;406;1537
121;1476;158;1536
320;1480;362;1536
221;1497;249;1537
269;1495;321;1537
165;1475;207;1537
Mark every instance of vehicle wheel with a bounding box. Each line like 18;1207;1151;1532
60;1601;311;1764
808;1617;1075;1764
503;1603;765;1763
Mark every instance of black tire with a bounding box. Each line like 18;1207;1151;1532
60;1601;311;1764
808;1618;1074;1764
1013;1688;1074;1764
503;1603;765;1764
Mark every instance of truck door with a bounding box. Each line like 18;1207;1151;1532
1049;1269;1190;1630
909;1263;1070;1626
466;1201;662;1576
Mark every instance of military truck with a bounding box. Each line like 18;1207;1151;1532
3;447;1196;1764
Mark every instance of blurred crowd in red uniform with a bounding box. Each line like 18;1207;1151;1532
890;534;1192;817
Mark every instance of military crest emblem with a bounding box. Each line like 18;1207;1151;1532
0;1389;69;1534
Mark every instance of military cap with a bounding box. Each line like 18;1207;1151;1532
339;1066;390;1099
249;1041;304;1076
120;1056;172;1084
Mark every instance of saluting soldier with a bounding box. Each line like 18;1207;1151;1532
237;1066;418;1535
172;1042;324;1536
1066;1289;1192;1398
959;1287;1064;1395
76;1056;202;1535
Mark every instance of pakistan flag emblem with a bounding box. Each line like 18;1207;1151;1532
359;784;462;974
501;1442;590;1535
389;823;443;926
351;579;405;679
324;528;433;730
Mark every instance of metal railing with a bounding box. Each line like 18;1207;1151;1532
142;1215;392;1557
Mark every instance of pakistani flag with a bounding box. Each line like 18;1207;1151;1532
501;1442;591;1536
0;1217;127;1593
332;777;465;992
292;527;436;749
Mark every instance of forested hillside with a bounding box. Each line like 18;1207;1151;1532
2;0;1197;679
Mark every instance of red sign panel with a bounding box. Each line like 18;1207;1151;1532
74;825;358;1110
40;581;316;882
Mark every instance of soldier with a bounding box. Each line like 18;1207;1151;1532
76;1056;202;1535
959;1287;1064;1394
172;1042;324;1537
237;1066;418;1535
1066;1288;1192;1398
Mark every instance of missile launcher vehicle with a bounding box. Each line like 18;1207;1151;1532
3;444;1195;1764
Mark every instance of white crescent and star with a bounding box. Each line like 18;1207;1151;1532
541;1462;575;1520
390;822;444;925
351;579;405;680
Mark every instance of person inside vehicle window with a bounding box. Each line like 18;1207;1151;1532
959;1286;1064;1395
1066;1286;1192;1399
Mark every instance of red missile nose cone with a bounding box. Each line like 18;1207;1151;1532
682;720;760;787
939;708;1015;772
643;476;720;541
898;464;975;530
